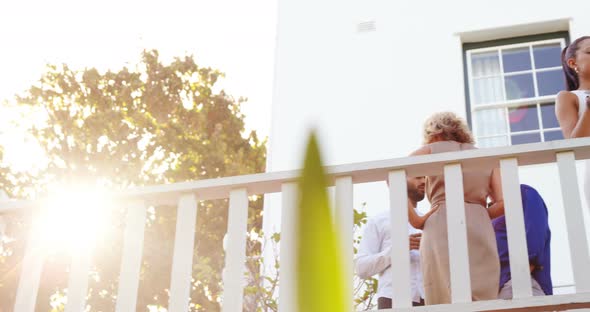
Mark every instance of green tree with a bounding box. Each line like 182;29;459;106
0;50;266;311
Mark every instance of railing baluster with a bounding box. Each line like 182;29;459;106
500;158;532;298
64;248;92;312
444;163;472;303
556;151;590;292
168;194;198;311
14;211;45;312
388;170;412;308
115;200;147;312
222;189;249;312
279;183;297;312
335;176;353;311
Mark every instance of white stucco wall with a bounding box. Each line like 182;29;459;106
265;0;590;293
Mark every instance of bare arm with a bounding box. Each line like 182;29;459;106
406;145;438;229
556;91;590;138
408;200;439;230
488;168;504;219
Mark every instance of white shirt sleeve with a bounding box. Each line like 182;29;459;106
354;218;391;279
408;223;421;262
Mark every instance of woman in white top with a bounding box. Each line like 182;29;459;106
556;35;590;209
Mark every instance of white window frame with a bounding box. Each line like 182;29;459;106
465;38;567;146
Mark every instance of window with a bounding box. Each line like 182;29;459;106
463;32;568;148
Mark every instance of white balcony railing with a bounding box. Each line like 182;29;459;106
2;137;590;311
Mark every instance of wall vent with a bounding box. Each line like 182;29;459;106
357;20;376;33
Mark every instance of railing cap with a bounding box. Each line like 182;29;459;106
1;137;590;212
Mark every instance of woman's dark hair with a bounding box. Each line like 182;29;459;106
561;36;590;91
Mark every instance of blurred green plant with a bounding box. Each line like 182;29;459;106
296;133;347;311
243;206;377;312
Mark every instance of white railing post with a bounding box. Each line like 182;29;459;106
115;200;147;312
335;176;353;312
222;188;249;312
444;163;472;303
168;194;198;311
64;247;92;312
14;210;45;312
388;170;412;308
500;158;532;299
556;151;590;293
279;183;297;312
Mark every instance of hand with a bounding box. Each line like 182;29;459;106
408;204;439;230
586;96;590;110
409;233;421;250
487;200;505;219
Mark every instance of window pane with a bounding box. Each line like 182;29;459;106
509;105;539;132
502;47;532;73
474;108;507;136
511;132;541;145
537;69;565;96
544;130;564;141
477;136;508;148
541;103;560;128
533;43;562;69
473;76;503;105
471;51;501;77
505;73;535;100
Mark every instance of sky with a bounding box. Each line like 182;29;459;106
0;0;277;141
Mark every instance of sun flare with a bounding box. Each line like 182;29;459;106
37;184;111;254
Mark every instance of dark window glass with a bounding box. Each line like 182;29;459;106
540;103;560;129
533;44;562;69
505;74;535;100
544;130;564;141
511;132;541;145
502;47;531;72
509;105;539;132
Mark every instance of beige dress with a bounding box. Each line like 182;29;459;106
420;141;500;305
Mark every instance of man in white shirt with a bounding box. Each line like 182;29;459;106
355;176;426;308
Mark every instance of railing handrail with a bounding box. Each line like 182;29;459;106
1;137;590;212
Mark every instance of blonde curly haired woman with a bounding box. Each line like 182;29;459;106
407;112;504;305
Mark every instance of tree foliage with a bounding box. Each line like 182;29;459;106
0;50;266;311
0;49;379;312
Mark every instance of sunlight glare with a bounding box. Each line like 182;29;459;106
39;184;111;253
